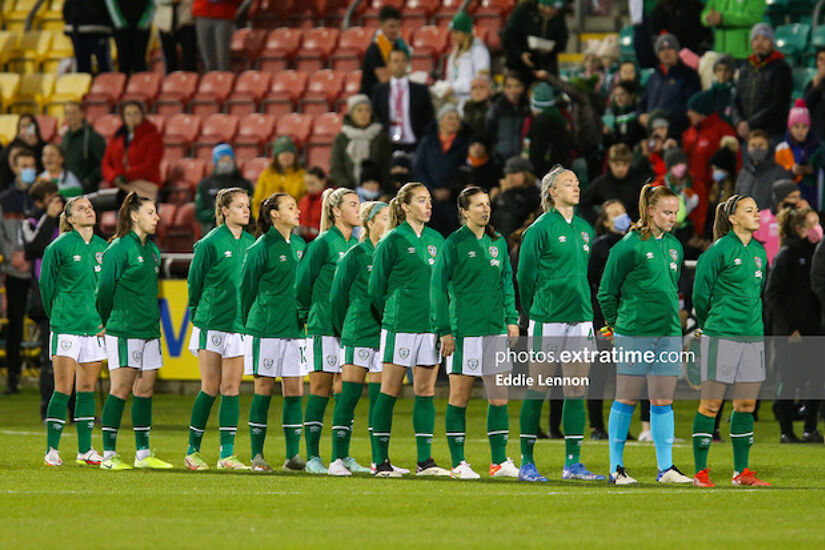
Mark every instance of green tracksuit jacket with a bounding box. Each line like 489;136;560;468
330;238;381;348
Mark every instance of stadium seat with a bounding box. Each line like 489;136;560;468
262;70;308;116
9;72;56;113
286;5;318;29
0;73;22;112
433;0;470;27
45;73;92;119
321;0;350;27
229;28;269;72
359;0;405;28
35;114;57;143
275;113;313;148
403;0;440;24
475;11;503;52
334;70;363;112
258;27;303;73
155;203;177;248
163;113;203;160
225;70;273;116
311;112;343;140
412;26;450;57
193;113;240;162
168;158;207;187
37;0;65;32
82;72;127;122
146;113;166;134
41;31;73;73
0;32;17;66
249;0;294;29
242;157;271;183
166;203;201;252
99;210;117;237
793;68;817;100
775;23;811;64
305;142;333;172
233;113;278;163
294;27;341;72
619;25;635;57
331;27;373;72
4;0;41;32
0;114;20;145
189;71;235;116
298;69;346;113
92;113;123;141
153;71;200;117
8;30;53;74
119;71;163;107
813;25;825;49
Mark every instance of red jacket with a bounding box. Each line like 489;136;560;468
192;0;242;20
101;119;164;185
297;188;327;242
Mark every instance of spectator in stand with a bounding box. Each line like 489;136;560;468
581;143;645;225
736;129;793;211
503;0;568;85
355;161;384;203
775;100;825;211
704;137;739;236
754;179;808;265
104;0;154;75
490;157;540;242
597;35;621;99
100;101;164;204
456;134;500;195
389;151;412;191
442;11;491;113
252;136;305;219
360;6;409;98
631;108;674;179
462;76;493;139
155;0;197;73
701;0;766;60
194;144;253;233
40;144;83;198
731;23;793;141
638;33;701;138
330;94;392;191
804;49;825;141
603;80;646;148
63;0;112;73
193;0;240;72
372;47;434;155
655;147;706;250
0;114;46;192
709;54;736;124
651;0;713;55
526;82;571;178
414;104;469;236
61;102;106;194
486;71;530;166
296;167;330;242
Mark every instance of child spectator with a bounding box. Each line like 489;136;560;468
486;71;530;165
252;136;306;219
774;99;825;210
581;143;645;225
297;167;331;242
603;80;645;148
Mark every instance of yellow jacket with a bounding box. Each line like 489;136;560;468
252;166;307;219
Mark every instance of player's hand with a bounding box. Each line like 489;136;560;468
789;330;802;343
600;325;614;343
507;324;520;338
440;334;455;357
693;328;703;340
96;326;106;337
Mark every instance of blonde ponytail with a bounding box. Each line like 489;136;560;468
214;187;248;227
320;188;356;233
387;182;426;229
631;183;678;240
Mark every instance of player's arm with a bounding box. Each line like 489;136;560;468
368;235;396;317
501;242;519;327
239;245;264;327
597;240;634;329
430;239;455;337
692;247;721;330
516;227;542;318
330;250;357;338
187;240;215;321
95;244;124;328
295;237;326;325
38;242;60;320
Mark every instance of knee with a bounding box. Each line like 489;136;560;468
75;381;95;393
489;398;507;407
201;380;220;396
132;388;153;398
733;400;756;413
699;400;722;416
414;382;435;397
650;399;672;407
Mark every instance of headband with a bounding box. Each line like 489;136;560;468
367;202;388;221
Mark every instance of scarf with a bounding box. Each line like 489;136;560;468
341;122;383;183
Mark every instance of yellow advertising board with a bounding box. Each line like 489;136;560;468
157;280;201;380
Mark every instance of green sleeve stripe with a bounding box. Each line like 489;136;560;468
138;3;156;29
104;0;128;28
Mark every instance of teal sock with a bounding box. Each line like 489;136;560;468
692;411;715;473
218;394;239;459
131;396;152;451
101;394;126;453
74;391;96;454
519;390;545;464
371;392;396;464
445;404;466;468
282;395;303;459
413;395;435;464
248;393;271;458
332;381;363;460
368;382;381;464
562;399;585;467
730;411;754;474
45;391;70;452
487;403;509;465
304;394;329;460
187;391;216;455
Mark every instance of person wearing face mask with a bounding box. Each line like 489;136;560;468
0;115;46;192
735;129;792;212
389;152;412;192
355;161;384;203
582;144;645;226
704;138;740;238
766;206;824;444
330;95;392;192
194;144;253;234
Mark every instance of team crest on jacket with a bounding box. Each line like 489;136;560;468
754;256;762;269
95;252;103;264
297;250;303;259
489;246;498;258
669;249;678;261
581;232;589;243
428;245;437;257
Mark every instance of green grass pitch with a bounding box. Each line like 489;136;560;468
2;391;824;548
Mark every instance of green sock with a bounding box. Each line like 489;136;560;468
101;394;126;453
187;391;216;455
413;395;435;464
74;391;96;454
45;391;70;452
692;411;716;473
562;399;585;467
332;381;363;460
248;393;271;458
371;392;396;464
368;382;381;464
282;396;303;459
730;411;754;474
519;391;545;464
218;394;239;459
445;404;466;468
487;403;509;465
131;396;152;451
304;394;329;460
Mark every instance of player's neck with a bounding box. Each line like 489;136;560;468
466;222;485;239
76;226;93;243
407;218;424;236
556;204;574;222
225;222;243;239
733;227;752;245
335;221;353;241
274;223;292;242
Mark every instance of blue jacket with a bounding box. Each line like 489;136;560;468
639;61;701;138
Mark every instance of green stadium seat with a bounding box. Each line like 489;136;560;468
775;23;811;64
792;67;816;100
812;25;825;49
619;25;634;58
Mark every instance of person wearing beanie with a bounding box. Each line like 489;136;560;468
731;22;792;140
443;11;491;112
651;1;713;56
701;0;766;60
631;108;672;180
194;143;253;233
526;81;571;177
330;94;392;191
603;79;645;148
710;53;737;124
775;99;825;208
736;129;793;212
502;0;568;85
251;136;306;218
638;29;701;138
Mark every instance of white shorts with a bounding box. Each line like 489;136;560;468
342;346;382;373
700;337;765;384
105;335;163;371
380;329;441;367
188;327;246;359
307;335;343;373
243;336;308;378
50;332;107;364
446;335;512;377
529;321;596;361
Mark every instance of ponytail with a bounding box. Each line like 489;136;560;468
112;192;152;242
631;183;678;240
319;188;356;234
777;205;813;244
387;182;426;229
359;201;388;242
214;187;248;227
258;192;290;235
59;196;85;233
457;185;498;239
712;194;745;241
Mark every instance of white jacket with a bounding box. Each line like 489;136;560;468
445;37;491;111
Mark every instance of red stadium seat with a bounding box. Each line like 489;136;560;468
311;112;343;140
298;70;345;113
153;71;199;117
225;70;272;116
342;70;362;96
35;114;57;143
433;0;471;27
250;0;295;28
189;71;236;116
145;113;166;134
331;27;373;72
168;158;207;186
100;210;117;237
261;69;308;116
275;113;313;148
119;72;162;107
412;25;449;56
156;202;177;247
194;113;240;162
233;113;277;163
163;113;202;160
474;14;501;51
403;0;440;17
258;28;303;73
322;0;351;26
305;142;333;172
360;0;405;27
229;28;268;72
166;202;201;252
92;113;123;141
294;27;340;72
242;157;271;183
82;72;127;121
286;6;318;29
